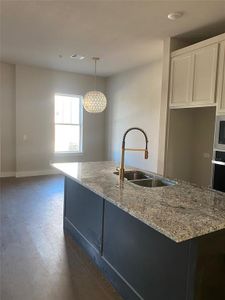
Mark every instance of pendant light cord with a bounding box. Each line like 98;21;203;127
92;57;99;91
94;58;97;90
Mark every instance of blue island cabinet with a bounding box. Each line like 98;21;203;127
64;177;104;255
63;177;225;300
102;201;195;300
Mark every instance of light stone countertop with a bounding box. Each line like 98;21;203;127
53;161;225;243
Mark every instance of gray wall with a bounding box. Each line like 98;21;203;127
105;61;162;173
166;107;215;187
1;62;106;176
0;62;16;176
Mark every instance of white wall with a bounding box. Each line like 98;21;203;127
0;62;16;176
105;61;162;173
0;62;106;176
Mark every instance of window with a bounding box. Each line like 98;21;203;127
54;94;83;153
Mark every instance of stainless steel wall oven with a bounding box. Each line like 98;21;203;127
214;115;225;151
212;151;225;192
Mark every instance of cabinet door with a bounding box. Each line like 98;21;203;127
169;53;192;107
65;177;103;252
217;41;225;114
103;201;192;300
191;44;218;105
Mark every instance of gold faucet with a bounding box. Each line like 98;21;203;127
119;127;149;181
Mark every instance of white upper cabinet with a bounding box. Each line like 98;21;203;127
191;44;218;105
170;43;219;108
169;53;192;107
217;40;225;114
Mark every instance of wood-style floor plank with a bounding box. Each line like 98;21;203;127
0;175;122;300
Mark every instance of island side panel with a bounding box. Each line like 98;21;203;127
64;177;104;252
103;200;197;300
63;178;146;300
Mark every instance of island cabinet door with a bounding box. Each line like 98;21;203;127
102;201;196;300
64;177;104;252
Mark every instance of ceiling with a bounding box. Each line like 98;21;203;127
1;0;225;77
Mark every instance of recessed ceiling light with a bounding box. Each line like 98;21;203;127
168;12;183;20
71;54;85;60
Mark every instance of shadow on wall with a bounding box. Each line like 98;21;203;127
175;19;225;44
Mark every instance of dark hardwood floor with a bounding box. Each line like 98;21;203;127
0;175;122;300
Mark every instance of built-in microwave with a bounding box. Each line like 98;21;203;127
214;116;225;151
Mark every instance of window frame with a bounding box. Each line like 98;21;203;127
54;93;83;154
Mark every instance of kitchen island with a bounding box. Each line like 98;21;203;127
53;161;225;300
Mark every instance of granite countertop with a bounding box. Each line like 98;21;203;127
53;161;225;243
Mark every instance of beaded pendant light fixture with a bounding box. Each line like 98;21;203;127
83;57;107;113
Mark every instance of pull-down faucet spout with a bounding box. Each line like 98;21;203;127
119;127;149;181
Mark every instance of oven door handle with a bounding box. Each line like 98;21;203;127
212;160;225;166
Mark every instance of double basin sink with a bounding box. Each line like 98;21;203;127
114;170;176;188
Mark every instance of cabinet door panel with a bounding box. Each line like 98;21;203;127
103;201;191;300
192;44;218;105
169;53;192;106
65;177;103;251
217;41;225;114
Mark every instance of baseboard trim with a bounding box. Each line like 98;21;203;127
0;171;16;178
16;169;60;178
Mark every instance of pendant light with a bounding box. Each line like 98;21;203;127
83;57;107;113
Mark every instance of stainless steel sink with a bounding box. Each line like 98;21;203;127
113;170;152;180
113;169;176;188
130;178;176;188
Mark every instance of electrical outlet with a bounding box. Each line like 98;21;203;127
203;153;210;159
